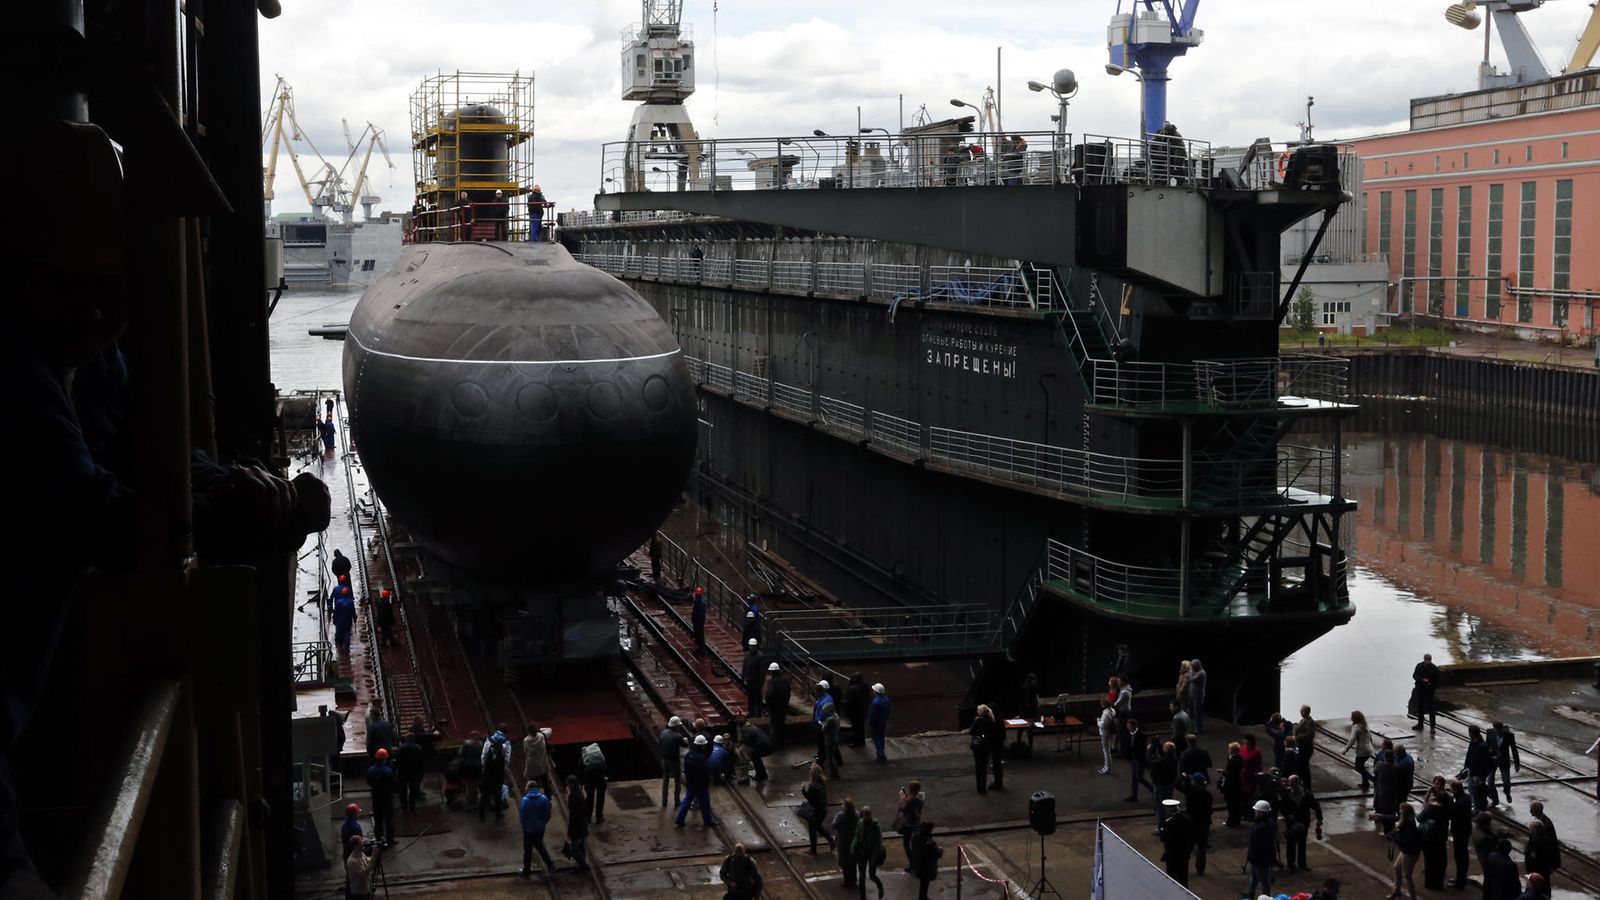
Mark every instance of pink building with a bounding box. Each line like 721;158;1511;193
1350;71;1600;336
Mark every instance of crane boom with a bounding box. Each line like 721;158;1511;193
1570;1;1600;71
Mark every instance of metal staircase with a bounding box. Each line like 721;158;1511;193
998;547;1050;660
1205;513;1293;605
1190;417;1292;506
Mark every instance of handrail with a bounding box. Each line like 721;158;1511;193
70;679;183;900
598;129;1215;193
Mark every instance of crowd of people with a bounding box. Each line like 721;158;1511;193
336;622;1593;900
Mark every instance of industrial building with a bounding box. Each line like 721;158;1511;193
1348;2;1600;340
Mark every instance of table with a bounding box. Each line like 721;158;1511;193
1003;716;1085;756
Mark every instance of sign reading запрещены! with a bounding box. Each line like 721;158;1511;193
920;320;1019;379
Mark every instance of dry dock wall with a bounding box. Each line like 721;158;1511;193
1346;351;1599;421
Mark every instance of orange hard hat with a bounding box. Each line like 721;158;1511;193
694;587;704;596
381;589;391;598
375;748;389;760
346;803;360;815
339;575;349;582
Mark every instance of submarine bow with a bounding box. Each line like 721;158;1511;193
343;241;696;579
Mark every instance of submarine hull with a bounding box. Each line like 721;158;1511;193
343;241;696;580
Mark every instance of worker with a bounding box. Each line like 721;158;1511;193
321;414;337;455
709;733;734;784
766;663;791;748
675;734;717;828
813;680;836;763
373;589;395;648
691;587;707;655
340;803;364;861
332;591;357;654
331;548;352;581
366;748;397;844
741;638;765;715
518;781;554;877
659;716;687;808
868;683;892;762
492;189;508;241
742;596;762;643
527;183;547;240
457;190;473;240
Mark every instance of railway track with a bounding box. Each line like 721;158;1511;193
1313;715;1600;897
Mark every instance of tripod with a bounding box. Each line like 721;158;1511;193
1031;831;1062;899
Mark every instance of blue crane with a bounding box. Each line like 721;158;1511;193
1107;0;1203;139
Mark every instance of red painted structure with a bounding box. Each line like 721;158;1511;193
1349;71;1600;336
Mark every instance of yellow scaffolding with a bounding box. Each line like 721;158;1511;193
409;71;535;208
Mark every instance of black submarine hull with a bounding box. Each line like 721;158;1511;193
343;241;696;580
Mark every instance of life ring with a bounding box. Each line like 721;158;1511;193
1276;150;1292;179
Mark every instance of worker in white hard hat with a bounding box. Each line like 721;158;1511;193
741;637;765;716
813;681;835;764
658;715;688;808
675;734;717;828
868;682;892;762
764;662;791;750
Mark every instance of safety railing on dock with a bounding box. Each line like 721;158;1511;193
597;129;1214;193
290;640;335;686
685;355;1347;511
766;604;1000;662
575;251;1065;312
1087;355;1351;408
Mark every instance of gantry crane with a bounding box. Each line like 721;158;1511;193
1107;0;1203;139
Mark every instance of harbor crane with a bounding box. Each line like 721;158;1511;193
1107;0;1203;139
262;77;394;223
621;0;701;191
1446;0;1600;88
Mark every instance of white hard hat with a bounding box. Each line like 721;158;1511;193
746;610;755;618
714;734;726;744
872;683;886;694
747;638;758;647
817;680;830;690
1162;799;1181;808
768;662;780;672
668;716;682;727
1253;800;1273;813
694;734;708;746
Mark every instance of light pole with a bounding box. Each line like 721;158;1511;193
1027;69;1077;182
950;99;993;182
1105;63;1146;141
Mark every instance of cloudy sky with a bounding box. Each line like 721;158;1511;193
259;0;1595;215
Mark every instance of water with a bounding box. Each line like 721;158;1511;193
269;289;359;390
1282;429;1598;718
268;300;1599;716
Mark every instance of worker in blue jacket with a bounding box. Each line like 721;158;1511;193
868;683;892;762
366;748;398;844
813;680;835;763
742;596;762;644
709;734;734;784
675;734;717;827
691;587;708;654
332;594;357;654
518;781;554;876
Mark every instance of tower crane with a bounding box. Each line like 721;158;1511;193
1107;0;1203;139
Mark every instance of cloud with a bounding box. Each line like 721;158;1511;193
260;1;1596;215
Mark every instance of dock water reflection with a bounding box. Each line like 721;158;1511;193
1285;409;1599;717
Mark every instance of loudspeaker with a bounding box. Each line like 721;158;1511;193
1028;790;1056;835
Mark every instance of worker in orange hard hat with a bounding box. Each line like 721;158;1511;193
691;586;708;656
374;587;396;648
367;747;397;843
340;803;364;861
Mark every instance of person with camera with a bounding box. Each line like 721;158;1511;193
344;834;381;900
894;781;924;868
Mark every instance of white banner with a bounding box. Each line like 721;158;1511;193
1091;822;1200;900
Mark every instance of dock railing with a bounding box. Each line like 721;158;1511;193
598;130;1214;194
766;604;1000;662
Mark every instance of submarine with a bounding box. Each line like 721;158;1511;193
342;239;697;580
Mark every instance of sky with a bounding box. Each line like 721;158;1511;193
258;0;1597;217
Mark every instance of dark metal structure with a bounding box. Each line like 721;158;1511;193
568;135;1359;719
343;242;697;579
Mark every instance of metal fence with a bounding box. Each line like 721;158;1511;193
598;129;1215;194
290;641;334;686
927;266;1030;307
870;263;923;301
765;604;1000;661
733;258;769;289
772;259;812;294
816;261;866;296
688;355;1345;510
